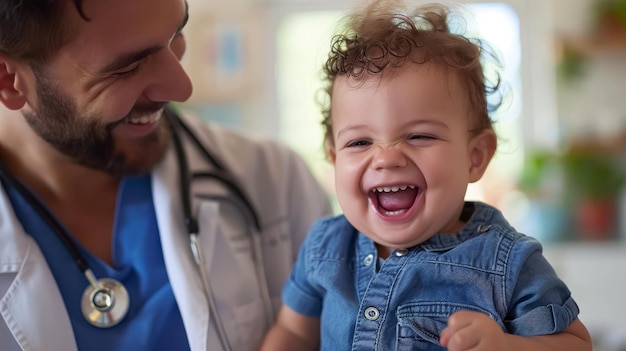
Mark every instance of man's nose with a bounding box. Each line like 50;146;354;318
143;49;193;103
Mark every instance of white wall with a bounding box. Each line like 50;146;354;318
544;243;626;350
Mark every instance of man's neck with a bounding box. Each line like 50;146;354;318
0;120;119;202
0;115;120;265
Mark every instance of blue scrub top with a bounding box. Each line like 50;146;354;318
4;175;191;351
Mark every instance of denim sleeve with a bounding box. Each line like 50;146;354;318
505;236;579;336
281;221;324;317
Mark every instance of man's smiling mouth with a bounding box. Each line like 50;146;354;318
124;110;163;125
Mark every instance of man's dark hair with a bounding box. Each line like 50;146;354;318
0;0;87;65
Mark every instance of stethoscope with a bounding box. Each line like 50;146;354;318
0;107;272;351
0;158;131;328
166;108;274;351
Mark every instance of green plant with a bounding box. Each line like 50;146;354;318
557;45;587;83
517;150;560;197
561;150;626;200
596;0;626;27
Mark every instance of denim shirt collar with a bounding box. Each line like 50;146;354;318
357;201;510;255
421;201;510;251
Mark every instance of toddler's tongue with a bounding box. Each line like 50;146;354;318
377;187;418;211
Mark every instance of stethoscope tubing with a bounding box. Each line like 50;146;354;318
0;155;128;328
0;162;91;274
170;110;262;232
166;108;276;350
167;110;234;351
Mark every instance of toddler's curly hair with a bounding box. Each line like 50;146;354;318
320;0;504;149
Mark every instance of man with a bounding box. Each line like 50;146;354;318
0;0;332;350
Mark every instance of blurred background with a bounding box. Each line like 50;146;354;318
179;0;626;348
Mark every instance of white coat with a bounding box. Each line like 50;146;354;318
0;115;333;351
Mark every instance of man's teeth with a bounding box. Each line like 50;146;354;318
126;111;162;124
372;185;416;193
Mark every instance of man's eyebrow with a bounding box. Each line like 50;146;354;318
98;45;162;74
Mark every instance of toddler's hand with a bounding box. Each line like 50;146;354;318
440;311;510;351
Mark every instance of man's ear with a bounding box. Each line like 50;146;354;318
0;53;27;110
468;129;497;183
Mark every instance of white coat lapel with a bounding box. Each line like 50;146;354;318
153;122;269;351
153;147;214;351
0;187;77;351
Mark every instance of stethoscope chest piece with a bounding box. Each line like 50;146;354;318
81;278;129;328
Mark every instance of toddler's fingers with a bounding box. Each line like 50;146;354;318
440;311;482;349
440;326;452;347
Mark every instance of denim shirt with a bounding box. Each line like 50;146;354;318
282;202;580;351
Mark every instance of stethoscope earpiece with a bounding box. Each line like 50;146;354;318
81;277;129;328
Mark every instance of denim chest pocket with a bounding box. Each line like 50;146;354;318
396;302;496;351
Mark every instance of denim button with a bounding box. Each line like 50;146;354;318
477;224;492;233
364;307;380;321
363;254;374;266
395;249;409;257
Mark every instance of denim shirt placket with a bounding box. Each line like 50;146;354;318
352;241;415;351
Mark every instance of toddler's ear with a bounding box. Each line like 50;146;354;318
326;143;337;164
0;53;27;110
468;129;497;183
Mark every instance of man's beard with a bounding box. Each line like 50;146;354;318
23;70;171;177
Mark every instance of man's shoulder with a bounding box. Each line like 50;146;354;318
181;114;286;152
179;113;301;174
